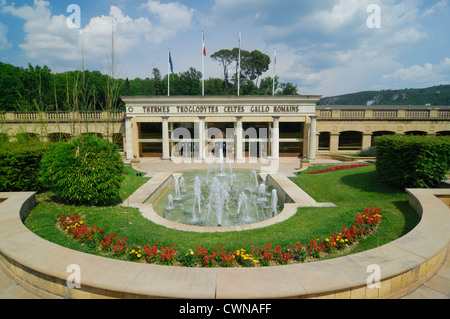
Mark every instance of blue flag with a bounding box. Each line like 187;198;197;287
169;50;174;73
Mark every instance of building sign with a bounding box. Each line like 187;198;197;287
122;95;321;118
127;105;306;116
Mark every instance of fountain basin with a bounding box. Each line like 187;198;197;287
149;169;284;228
125;168;335;233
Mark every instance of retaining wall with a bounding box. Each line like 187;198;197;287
0;188;449;299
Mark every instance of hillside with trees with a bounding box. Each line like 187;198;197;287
319;85;450;106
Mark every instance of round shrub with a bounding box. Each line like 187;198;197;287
39;135;124;206
376;135;450;188
0;141;49;192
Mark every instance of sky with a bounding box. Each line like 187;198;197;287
0;0;449;97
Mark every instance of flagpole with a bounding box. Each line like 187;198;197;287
168;48;170;96
273;48;276;96
238;29;241;96
202;31;205;96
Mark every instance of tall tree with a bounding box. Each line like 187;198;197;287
152;68;162;95
278;82;299;95
259;76;279;95
210;49;234;90
244;50;271;87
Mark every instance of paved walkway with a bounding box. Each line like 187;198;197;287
401;246;450;299
0;265;42;299
1;157;448;299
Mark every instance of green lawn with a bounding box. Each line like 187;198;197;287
24;164;420;259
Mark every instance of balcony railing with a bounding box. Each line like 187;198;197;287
405;110;430;118
317;106;450;120
2;111;125;122
438;110;450;118
373;110;398;119
340;110;365;119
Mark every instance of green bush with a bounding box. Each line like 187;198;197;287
0;142;49;192
375;135;450;188
39;136;124;206
358;147;377;157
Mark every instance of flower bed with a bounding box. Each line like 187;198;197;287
57;206;382;268
306;164;372;175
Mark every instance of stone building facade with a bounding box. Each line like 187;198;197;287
1;96;449;160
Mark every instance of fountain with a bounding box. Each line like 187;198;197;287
206;177;230;226
258;183;267;201
251;169;258;187
154;163;283;227
237;192;249;221
179;176;186;193
174;178;181;200
271;189;278;217
218;148;225;176
165;194;174;217
229;163;233;189
192;176;202;220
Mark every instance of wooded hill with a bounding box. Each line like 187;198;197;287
319;85;450;106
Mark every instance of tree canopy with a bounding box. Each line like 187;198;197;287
0;60;299;112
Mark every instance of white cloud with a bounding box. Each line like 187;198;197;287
312;0;364;31
423;0;450;15
141;0;194;43
385;27;428;46
382;58;450;87
0;22;11;51
82;6;153;59
3;0;80;62
142;0;193;30
210;0;445;95
2;0;192;66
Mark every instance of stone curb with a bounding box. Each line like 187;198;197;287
0;188;449;299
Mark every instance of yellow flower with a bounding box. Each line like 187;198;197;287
325;238;329;242
131;249;135;253
137;254;142;258
80;221;84;224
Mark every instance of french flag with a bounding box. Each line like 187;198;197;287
202;33;206;56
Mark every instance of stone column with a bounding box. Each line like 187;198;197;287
362;133;373;151
125;116;134;160
162;117;170;160
330;133;340;153
235;116;243;161
308;115;317;160
271;117;280;159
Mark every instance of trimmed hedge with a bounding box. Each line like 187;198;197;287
39;136;124;206
0;142;49;192
375;135;450;188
